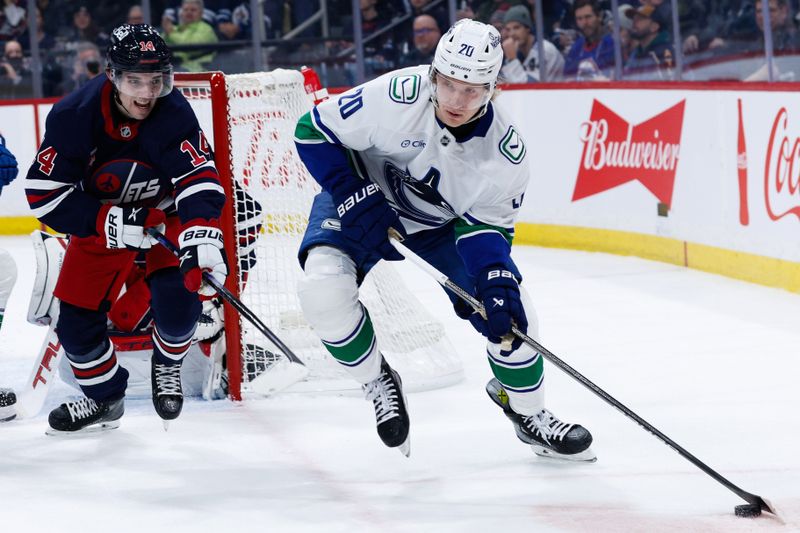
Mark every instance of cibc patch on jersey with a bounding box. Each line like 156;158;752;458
85;159;164;205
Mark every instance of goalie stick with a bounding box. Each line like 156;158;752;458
388;232;778;520
9;325;63;420
147;229;309;395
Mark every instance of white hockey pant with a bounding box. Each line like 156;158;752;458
297;246;381;383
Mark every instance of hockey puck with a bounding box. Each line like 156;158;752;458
734;503;761;518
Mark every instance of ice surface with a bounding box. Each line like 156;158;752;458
0;235;797;532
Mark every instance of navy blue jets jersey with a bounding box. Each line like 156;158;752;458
25;75;225;237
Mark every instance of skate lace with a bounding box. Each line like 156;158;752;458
67;397;99;421
524;409;573;444
363;371;400;424
153;363;182;396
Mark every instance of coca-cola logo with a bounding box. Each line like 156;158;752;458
573;99;686;206
764;107;800;221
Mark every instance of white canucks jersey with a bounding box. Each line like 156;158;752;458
296;65;529;236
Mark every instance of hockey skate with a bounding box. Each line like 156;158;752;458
363;358;411;457
486;378;596;462
151;361;183;424
46;395;124;435
0;387;17;422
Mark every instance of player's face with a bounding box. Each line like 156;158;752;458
433;73;490;127
113;72;166;120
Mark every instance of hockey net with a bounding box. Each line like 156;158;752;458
174;70;463;399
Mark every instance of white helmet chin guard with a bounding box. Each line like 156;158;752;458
430;19;503;118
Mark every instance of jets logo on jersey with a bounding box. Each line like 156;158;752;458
499;126;525;165
389;74;421;104
88;159;163;204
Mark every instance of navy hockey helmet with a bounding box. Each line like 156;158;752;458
107;24;173;98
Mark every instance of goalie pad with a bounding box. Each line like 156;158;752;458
0;248;17;324
27;230;67;326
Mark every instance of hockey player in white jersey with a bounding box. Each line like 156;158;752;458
294;19;594;460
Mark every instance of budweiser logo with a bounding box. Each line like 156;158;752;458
764;107;800;221
573;99;686;206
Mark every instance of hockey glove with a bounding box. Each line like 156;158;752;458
97;205;166;251
475;267;527;349
0;140;18;187
334;181;406;261
178;221;228;296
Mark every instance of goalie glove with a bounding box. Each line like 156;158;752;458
334;181;406;261
97;205;166;251
178;221;227;296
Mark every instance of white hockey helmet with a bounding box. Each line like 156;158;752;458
430;19;503;117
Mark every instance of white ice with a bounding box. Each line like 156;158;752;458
0;234;797;533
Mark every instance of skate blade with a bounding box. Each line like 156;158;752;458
531;444;597;463
162;420;170;432
0;407;17;422
45;420;121;437
397;438;411;458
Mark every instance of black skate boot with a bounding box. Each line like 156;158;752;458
486;378;595;462
362;358;411;457
151;361;183;422
47;395;125;435
0;387;17;422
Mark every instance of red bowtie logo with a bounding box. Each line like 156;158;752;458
573;99;686;207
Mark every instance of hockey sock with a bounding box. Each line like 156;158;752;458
152;326;192;366
320;306;382;383
487;341;545;415
66;339;129;401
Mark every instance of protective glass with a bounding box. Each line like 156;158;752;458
431;72;491;112
111;69;174;99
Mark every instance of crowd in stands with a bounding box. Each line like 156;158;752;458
2;0;800;99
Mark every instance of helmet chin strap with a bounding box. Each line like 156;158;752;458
112;88;136;119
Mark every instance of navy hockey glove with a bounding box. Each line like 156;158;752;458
0;139;18;188
475;267;527;348
97;205;166;251
453;297;491;338
334;181;406;261
178;221;228;296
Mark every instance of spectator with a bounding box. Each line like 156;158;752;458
500;5;564;82
127;5;146;25
359;0;399;74
563;0;615;79
743;0;800;80
0;0;26;42
215;2;272;40
488;8;506;36
0;39;30;97
623;4;675;78
18;7;56;52
0;39;24;84
61;5;110;50
398;14;441;67
407;0;448;34
57;41;101;94
163;0;219;72
615;4;637;65
474;0;524;24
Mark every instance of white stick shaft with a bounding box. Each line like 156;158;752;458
15;325;62;419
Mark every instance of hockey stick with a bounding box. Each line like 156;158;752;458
148;229;309;395
388;233;778;519
12;325;63;420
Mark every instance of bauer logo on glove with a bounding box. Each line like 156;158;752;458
178;221;228;296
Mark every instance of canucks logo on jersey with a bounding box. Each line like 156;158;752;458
383;162;457;227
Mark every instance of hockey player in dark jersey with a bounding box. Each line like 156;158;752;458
25;24;227;434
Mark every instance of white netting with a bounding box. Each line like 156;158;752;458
177;70;463;393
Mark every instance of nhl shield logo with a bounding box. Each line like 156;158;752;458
120;125;132;138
